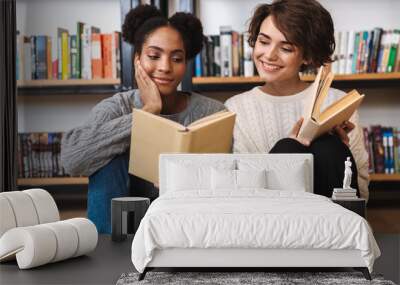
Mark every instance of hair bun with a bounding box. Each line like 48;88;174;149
169;12;204;59
122;4;163;45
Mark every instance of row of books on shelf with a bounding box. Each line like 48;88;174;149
363;126;400;175
331;29;400;75
16;22;121;82
17;133;66;178
193;27;400;79
194;27;255;78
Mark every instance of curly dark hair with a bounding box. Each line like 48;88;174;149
122;4;203;60
248;0;335;71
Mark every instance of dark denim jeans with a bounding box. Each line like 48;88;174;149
88;153;130;234
87;152;159;234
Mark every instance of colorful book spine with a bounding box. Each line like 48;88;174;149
61;32;70;80
81;24;92;80
23;36;32;81
47;37;52;79
76;22;84;79
70;35;78;79
362;31;370;73
101;34;113;79
371;125;385;173
220;26;233;77
243;32;254;77
338;31;348;74
35;36;48;79
194;53;202;77
345;31;355;75
31;36;37;79
388;128;395;174
111;32;117;79
16;32;24;81
91;32;103;79
395;128;400;173
387;30;399;72
380;31;391;73
363;127;374;173
211;35;221;77
351;32;360;74
114;31;121;79
231;31;240;76
57;28;67;79
359;31;368;73
200;36;209;77
370;28;383;73
206;35;214;77
238;34;244;76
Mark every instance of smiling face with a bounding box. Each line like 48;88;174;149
253;16;306;84
138;26;186;96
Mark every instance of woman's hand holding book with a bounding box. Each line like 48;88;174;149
290;118;355;147
289;118;311;146
331;121;355;147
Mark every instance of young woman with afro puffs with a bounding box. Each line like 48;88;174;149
61;5;225;233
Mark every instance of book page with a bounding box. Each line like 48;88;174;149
317;90;364;124
302;66;324;120
129;109;187;184
187;113;236;153
188;110;235;129
133;109;186;131
312;71;334;119
298;89;364;142
129;109;235;184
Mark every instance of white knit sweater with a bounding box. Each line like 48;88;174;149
225;86;369;200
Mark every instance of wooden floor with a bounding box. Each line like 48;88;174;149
367;207;400;234
59;205;400;234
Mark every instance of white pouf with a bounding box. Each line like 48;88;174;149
0;189;98;269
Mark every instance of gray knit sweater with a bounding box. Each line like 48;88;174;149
61;89;225;177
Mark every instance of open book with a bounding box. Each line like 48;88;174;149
129;109;236;184
298;66;365;141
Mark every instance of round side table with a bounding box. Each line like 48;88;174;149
111;197;150;242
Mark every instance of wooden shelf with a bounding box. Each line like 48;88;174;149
370;174;400;182
192;72;400;85
17;177;88;186
193;76;264;84
17;79;121;88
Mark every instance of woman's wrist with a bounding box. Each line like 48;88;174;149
142;103;161;114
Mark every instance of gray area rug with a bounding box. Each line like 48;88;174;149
116;271;396;285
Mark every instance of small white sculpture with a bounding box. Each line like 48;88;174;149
343;157;353;189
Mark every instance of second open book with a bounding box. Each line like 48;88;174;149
129;109;236;184
298;66;365;141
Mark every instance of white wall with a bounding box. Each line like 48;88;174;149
358;89;400;127
17;0;121;38
198;0;400;34
17;95;109;132
17;0;400;132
